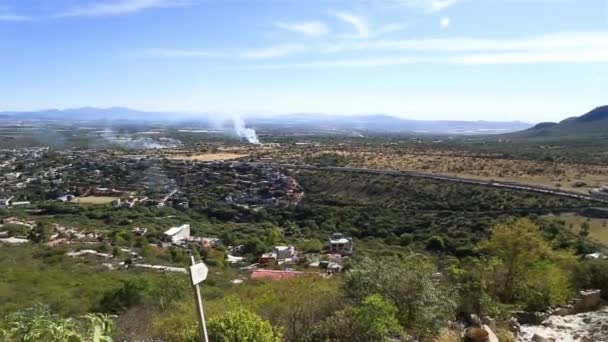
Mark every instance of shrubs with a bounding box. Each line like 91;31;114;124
345;257;456;337
454;218;578;316
208;308;283;342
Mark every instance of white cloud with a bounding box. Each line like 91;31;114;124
56;0;189;17
329;11;371;38
241;44;309;59
397;0;463;12
451;49;608;64
440;17;450;29
322;32;608;54
275;21;330;37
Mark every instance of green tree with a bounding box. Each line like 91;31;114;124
480;218;576;308
28;222;52;244
352;294;402;341
208;308;283;342
345;257;456;337
480;218;552;303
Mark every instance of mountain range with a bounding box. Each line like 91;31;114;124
0;107;533;135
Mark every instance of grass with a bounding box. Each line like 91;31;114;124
73;196;119;204
544;213;608;246
166;153;248;161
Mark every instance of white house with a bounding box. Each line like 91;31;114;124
274;246;296;260
163;224;191;244
328;233;353;255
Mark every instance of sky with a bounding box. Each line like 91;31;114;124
1;0;608;122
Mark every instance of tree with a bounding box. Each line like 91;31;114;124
345;257;456;337
208;308;283;342
28;222;52;244
352;294;402;341
480;218;576;308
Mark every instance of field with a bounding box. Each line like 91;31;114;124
265;146;608;193
73;196;119;204
545;213;608;245
166;152;248;161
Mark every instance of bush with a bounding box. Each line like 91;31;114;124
208;308;283;342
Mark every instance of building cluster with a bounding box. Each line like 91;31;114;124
225;232;354;282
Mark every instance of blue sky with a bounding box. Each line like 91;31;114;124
1;0;607;121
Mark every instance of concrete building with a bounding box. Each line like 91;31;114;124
163;224;190;244
328;233;353;255
274;245;296;260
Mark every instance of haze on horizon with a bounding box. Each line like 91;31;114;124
1;0;607;122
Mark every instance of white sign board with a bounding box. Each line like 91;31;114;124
189;262;208;285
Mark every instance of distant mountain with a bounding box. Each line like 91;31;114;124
0;107;533;134
513;106;608;137
249;114;532;134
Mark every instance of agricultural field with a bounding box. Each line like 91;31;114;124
73;196;120;204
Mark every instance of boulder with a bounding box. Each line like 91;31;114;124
554;305;575;316
575;290;603;311
515;311;548;325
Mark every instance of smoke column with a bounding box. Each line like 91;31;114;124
232;117;260;144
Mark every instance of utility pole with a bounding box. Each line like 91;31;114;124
188;255;209;342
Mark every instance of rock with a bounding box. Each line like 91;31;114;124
507;317;520;334
483;325;499;342
576;289;603;312
554;305;575;316
515;311;548;325
481;316;496;331
531;334;548;342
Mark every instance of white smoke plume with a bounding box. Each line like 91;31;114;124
99;130;182;149
232;117;260;144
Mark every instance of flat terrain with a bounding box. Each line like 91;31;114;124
73;196;119;204
166;152;248;161
267;147;608;194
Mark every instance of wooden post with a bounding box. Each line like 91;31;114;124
189;255;209;342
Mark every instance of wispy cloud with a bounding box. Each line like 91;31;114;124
275;21;330;37
0;6;31;21
397;0;463;12
56;0;190;18
140;30;608;66
329;11;372;38
439;17;450;29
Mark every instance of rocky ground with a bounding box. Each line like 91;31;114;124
518;306;608;341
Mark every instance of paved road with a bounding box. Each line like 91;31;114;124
273;163;608;204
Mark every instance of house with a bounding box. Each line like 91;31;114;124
251;269;303;281
328;233;353;255
274;246;296;260
163;224;191;244
258;252;277;264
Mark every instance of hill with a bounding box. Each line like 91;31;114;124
514;106;608;138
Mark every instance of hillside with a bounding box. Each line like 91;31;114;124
514;106;608;138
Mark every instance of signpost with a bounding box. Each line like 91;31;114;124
188;256;209;342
